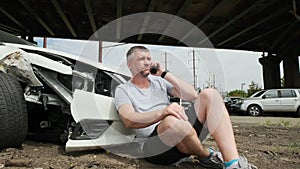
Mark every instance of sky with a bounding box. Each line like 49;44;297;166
35;37;265;93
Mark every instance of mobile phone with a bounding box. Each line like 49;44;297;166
150;65;159;74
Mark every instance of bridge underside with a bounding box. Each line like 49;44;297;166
0;0;299;89
260;43;300;89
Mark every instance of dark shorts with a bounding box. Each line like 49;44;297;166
142;103;209;165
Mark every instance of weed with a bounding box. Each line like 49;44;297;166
260;120;294;127
260;120;273;126
288;142;300;152
278;120;291;127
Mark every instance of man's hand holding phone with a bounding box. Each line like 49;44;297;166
150;65;159;74
149;62;163;76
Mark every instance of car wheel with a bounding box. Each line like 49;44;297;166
247;105;261;116
0;72;28;148
296;107;300;118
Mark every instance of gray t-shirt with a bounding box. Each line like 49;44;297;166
114;75;173;138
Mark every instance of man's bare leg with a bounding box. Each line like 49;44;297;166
194;88;239;162
157;115;210;158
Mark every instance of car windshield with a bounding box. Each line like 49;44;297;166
250;90;266;98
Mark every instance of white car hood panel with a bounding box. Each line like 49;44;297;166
67;89;135;152
25;52;72;75
71;89;120;122
0;45;23;60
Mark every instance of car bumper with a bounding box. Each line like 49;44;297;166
239;104;247;111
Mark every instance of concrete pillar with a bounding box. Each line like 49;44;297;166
259;53;281;89
27;35;37;45
21;34;26;40
27;36;34;43
282;49;300;88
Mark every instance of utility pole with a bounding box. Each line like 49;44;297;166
241;82;246;97
164;52;168;70
213;74;216;88
192;50;196;89
43;37;47;48
188;49;199;89
159;52;169;70
98;40;102;63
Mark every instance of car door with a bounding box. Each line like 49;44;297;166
279;90;298;112
261;90;281;112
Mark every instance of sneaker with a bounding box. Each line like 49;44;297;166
199;148;224;169
224;156;257;169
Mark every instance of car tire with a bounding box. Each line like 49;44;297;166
247;104;262;116
0;72;28;148
296;107;300;118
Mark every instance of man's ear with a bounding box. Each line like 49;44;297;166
127;62;132;70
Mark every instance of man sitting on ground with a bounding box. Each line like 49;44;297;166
114;46;257;169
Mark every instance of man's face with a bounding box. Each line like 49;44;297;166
128;50;151;77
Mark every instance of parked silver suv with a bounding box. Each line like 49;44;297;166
239;89;300;117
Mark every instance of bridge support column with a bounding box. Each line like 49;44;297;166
282;49;300;88
259;54;281;89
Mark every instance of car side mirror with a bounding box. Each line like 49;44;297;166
262;95;266;99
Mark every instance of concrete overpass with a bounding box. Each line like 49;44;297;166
0;0;299;89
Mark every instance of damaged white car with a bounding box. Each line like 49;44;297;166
0;31;136;153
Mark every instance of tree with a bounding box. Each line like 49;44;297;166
226;89;246;97
247;81;261;97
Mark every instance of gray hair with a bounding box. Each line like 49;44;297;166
126;46;149;61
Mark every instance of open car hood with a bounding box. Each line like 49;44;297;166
66;89;135;152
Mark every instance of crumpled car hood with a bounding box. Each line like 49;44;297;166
0;45;72;86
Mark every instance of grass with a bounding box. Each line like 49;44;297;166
259;120;273;126
259;120;298;127
278;120;291;127
288;142;300;152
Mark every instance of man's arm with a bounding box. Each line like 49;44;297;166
163;72;198;101
118;103;188;129
150;62;197;101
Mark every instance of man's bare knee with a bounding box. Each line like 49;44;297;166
198;88;221;100
194;88;227;132
157;116;193;146
157;115;178;133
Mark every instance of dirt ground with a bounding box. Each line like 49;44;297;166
0;116;299;169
